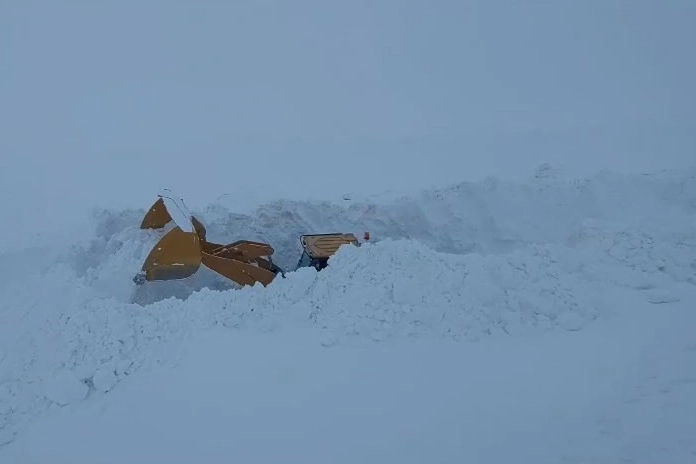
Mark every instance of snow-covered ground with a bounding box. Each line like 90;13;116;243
0;166;695;462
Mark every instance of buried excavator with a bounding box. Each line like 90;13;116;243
133;190;362;288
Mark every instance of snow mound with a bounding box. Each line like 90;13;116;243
304;239;599;341
0;239;600;445
42;370;89;406
0;165;695;446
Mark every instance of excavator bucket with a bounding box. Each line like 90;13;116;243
141;197;173;230
139;226;202;281
135;191;281;288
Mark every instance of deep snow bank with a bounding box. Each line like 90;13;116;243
65;165;696;301
0;165;695;446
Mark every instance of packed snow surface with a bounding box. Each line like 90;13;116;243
1;166;695;462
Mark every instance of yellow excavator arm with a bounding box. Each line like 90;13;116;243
135;190;362;289
135;191;280;287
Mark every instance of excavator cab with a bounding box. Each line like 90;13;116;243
296;233;360;271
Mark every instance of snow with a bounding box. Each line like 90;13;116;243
42;370;89;407
0;166;695;462
1;2;695;460
2;296;696;463
157;189;196;233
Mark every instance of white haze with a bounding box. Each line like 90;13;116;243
1;0;695;252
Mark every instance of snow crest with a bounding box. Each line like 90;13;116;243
0;166;695;446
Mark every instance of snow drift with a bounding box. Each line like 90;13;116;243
0;165;695;449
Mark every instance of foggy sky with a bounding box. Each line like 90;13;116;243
1;0;694;218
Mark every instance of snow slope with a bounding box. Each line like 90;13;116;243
0;166;695;462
